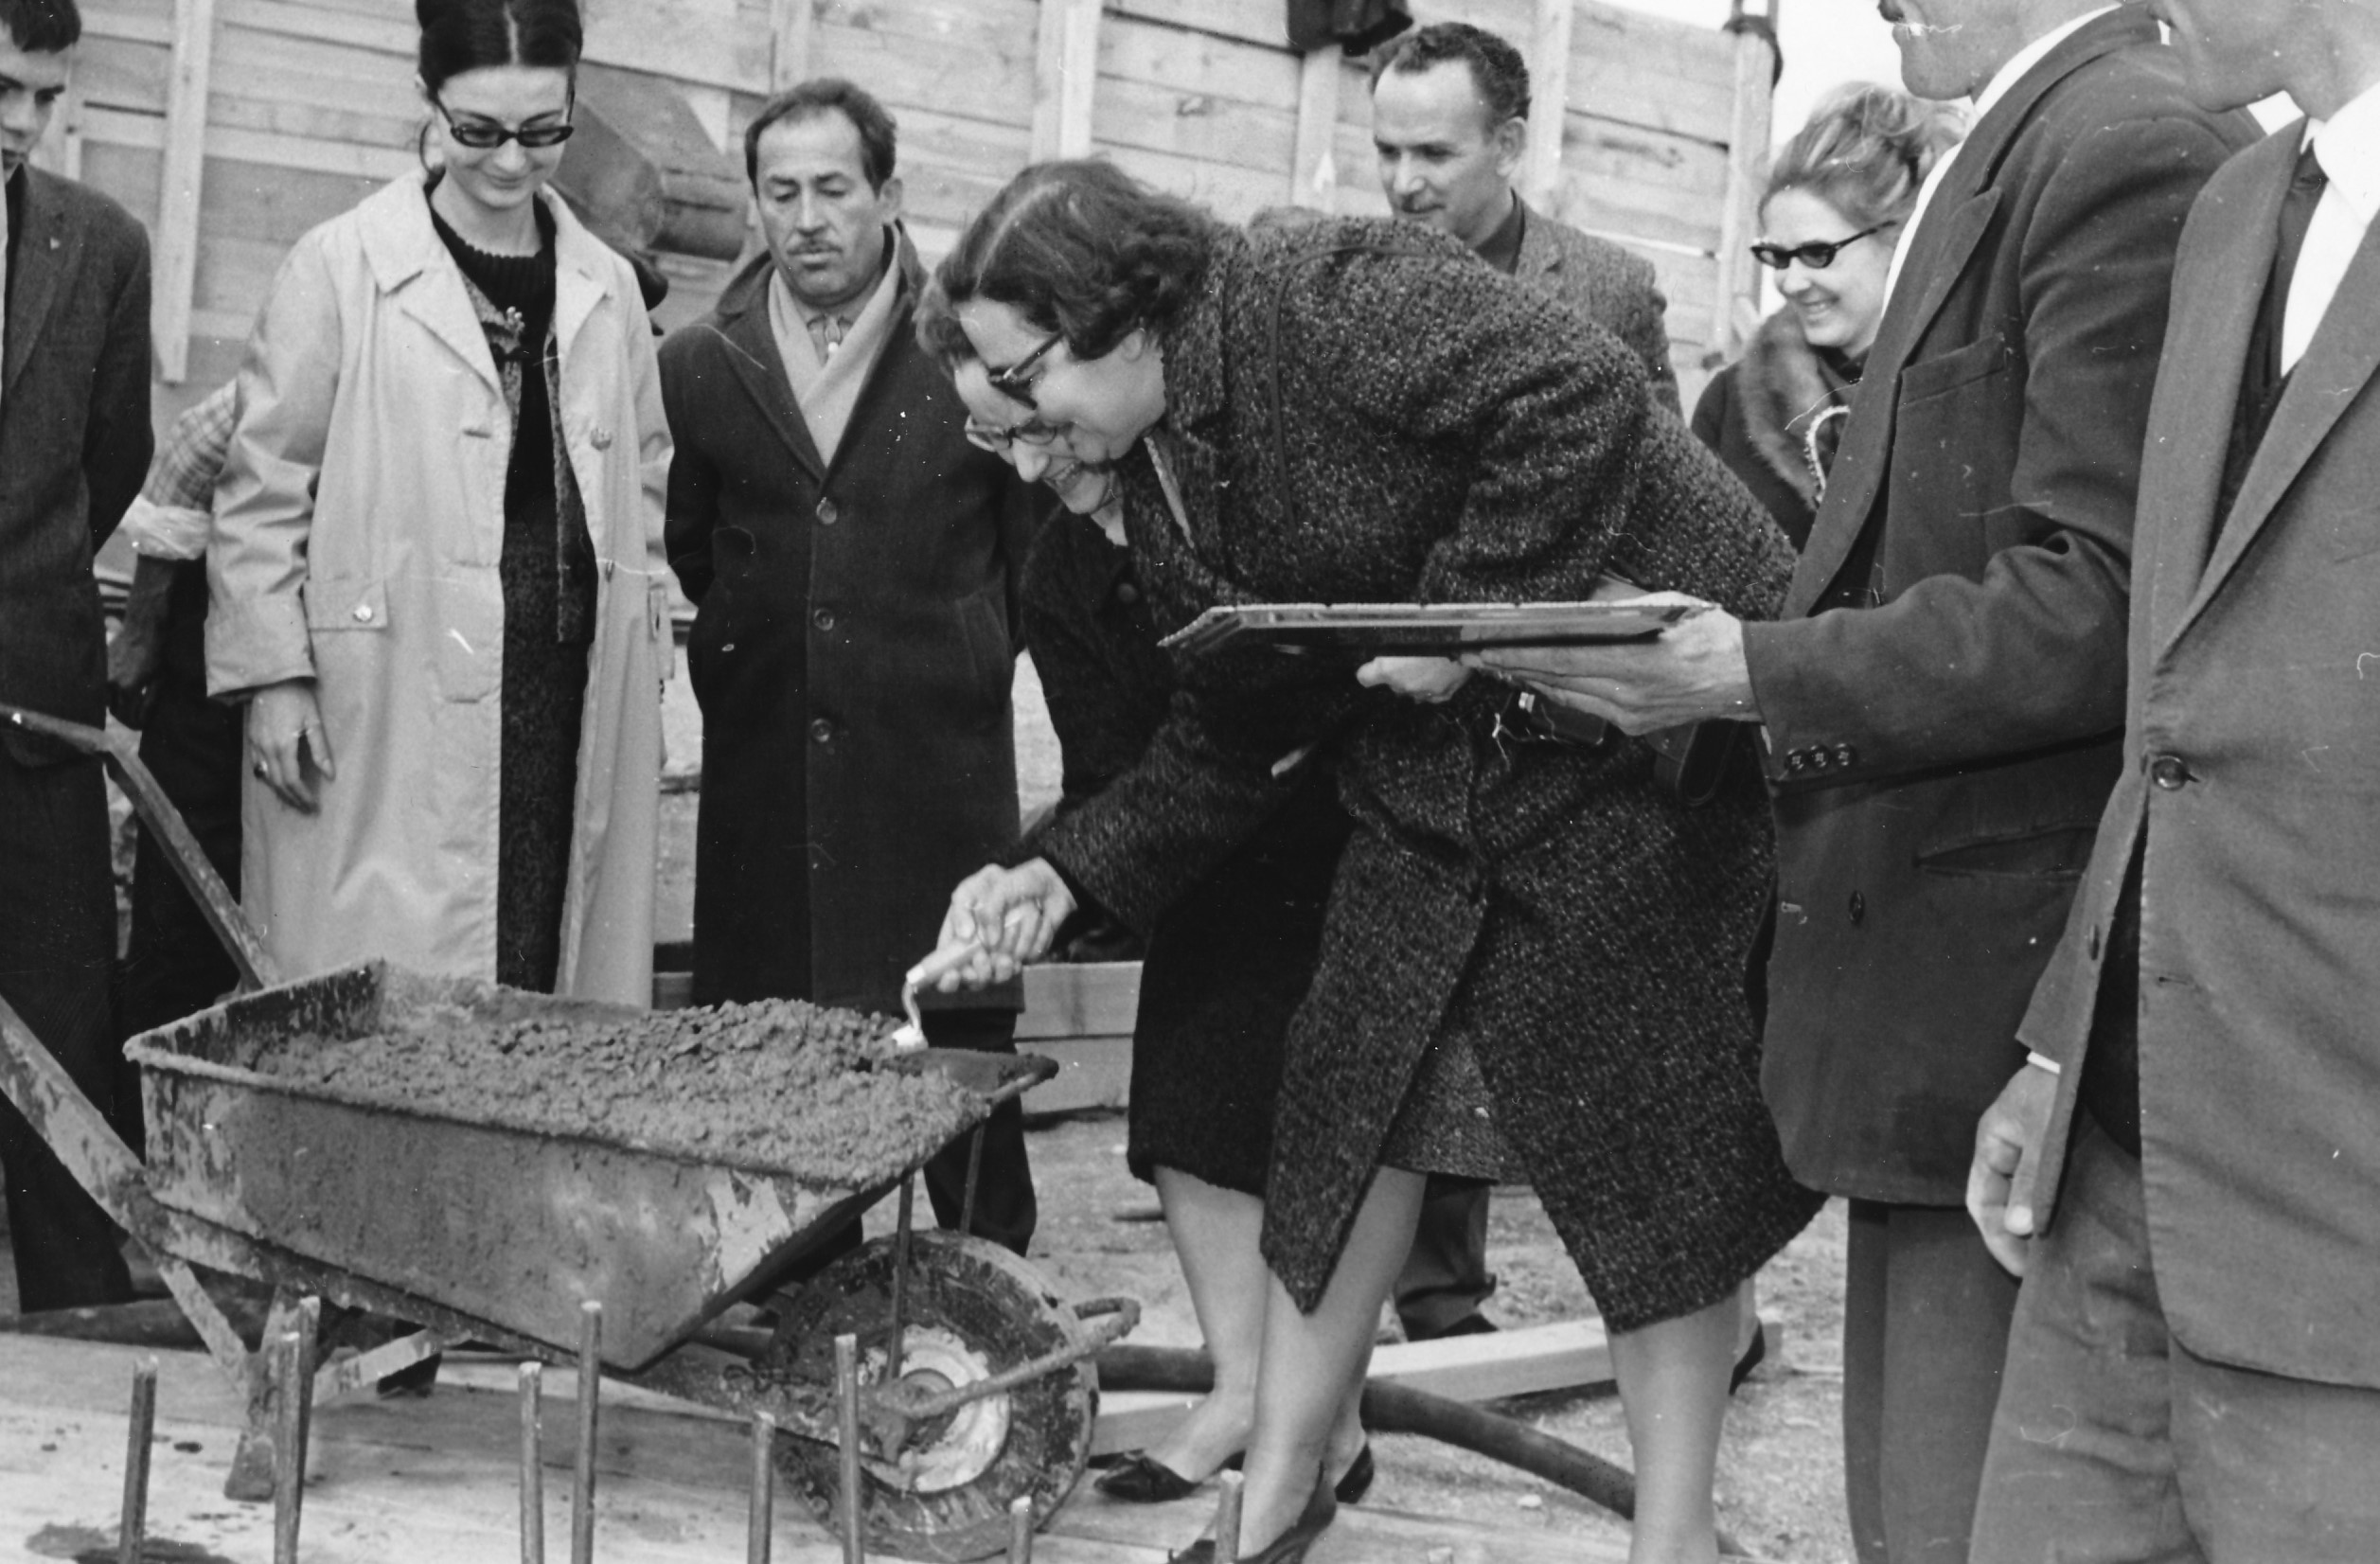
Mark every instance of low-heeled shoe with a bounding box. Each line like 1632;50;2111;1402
1168;1465;1338;1564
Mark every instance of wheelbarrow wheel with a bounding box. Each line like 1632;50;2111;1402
764;1231;1096;1562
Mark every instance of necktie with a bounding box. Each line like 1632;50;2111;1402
807;311;848;359
2216;145;2329;532
2274;144;2331;374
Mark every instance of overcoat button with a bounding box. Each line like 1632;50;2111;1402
809;719;833;744
590;426;613;451
352;603;374;623
1848;891;1866;926
813;608;835;631
816;498;839;524
2149;755;2192;791
1114;582;1141;606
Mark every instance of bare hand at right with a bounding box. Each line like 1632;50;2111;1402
920;859;1078;991
1966;1060;2061;1276
248;680;337;812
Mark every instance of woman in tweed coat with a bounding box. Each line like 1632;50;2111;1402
924;162;1821;1564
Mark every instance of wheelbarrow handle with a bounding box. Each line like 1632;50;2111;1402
0;702;279;991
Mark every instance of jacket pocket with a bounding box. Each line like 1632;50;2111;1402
1897;335;2011;406
1914;825;2096;882
302;578;392;636
430;574;504;703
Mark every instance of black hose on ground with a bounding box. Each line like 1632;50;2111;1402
1096;1343;1761;1559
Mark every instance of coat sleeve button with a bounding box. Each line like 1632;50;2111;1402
1835;743;1856;768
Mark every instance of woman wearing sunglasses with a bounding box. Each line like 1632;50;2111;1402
206;0;671;1003
919;160;1822;1564
1690;85;1962;550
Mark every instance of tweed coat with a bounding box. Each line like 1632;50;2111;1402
1035;218;1822;1327
1736;11;2259;1204
1515;198;1681;419
662;238;1046;1017
2020;126;2380;1390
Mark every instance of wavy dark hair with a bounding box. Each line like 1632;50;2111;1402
744;78;897;191
1763;82;1962;233
1370;21;1530;125
922;160;1217;368
416;0;582;96
0;0;79;52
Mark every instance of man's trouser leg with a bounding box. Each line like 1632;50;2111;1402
918;1006;1037;1256
1394;1178;1495;1339
0;749;133;1311
1842;1199;2018;1564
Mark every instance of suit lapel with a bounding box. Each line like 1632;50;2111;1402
1782;8;2158;619
3;169;80;405
2137;133;2292;656
2173;186;2380;647
715;260;826;483
1515;197;1561;289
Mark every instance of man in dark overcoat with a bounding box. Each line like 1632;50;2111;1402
1474;5;2256;1559
0;0;152;1310
1365;17;1684;1345
659;80;1044;1255
1966;0;2380;1552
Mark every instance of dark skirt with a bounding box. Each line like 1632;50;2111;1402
1125;767;1352;1196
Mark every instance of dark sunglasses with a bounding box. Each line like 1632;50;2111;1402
436;96;577;151
1749;221;1895;272
985;329;1065;409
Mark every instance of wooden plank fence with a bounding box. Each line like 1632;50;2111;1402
32;0;1774;429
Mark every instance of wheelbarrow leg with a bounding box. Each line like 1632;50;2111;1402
228;1290;320;1502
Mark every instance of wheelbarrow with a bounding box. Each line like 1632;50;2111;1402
0;702;1137;1562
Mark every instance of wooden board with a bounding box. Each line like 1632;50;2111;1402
0;1332;1627;1564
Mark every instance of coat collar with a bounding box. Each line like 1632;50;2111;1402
3;167;83;405
1785;6;2157;618
355;171;615;396
707;222;928;484
2161;125;2380;652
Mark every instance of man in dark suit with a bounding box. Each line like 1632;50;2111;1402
1967;0;2380;1552
0;0;152;1310
1366;17;1684;1346
660;79;1043;1259
1476;5;2253;1558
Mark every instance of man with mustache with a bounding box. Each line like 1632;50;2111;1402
1474;2;2254;1559
659;78;1046;1264
1966;0;2380;1553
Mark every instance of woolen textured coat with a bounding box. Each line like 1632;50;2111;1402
2023;126;2380;1390
1737;11;2259;1204
1036;219;1823;1328
661;240;1044;1016
208;174;672;1006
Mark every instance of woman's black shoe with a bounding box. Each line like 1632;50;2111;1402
1729;1322;1768;1395
1098;1449;1206;1502
1168;1464;1338;1563
1331;1442;1375;1505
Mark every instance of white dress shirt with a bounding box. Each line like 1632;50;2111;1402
2284;80;2380;374
1881;8;2120;304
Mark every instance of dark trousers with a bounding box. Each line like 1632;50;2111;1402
1971;1114;2380;1563
1394;1178;1495;1338
1843;1198;2020;1564
0;749;133;1312
116;669;246;1146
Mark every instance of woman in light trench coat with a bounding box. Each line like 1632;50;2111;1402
206;0;671;1005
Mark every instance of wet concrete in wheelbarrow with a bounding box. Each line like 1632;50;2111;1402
251;998;976;1192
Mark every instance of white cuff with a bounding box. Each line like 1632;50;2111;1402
2025;1051;2064;1076
121;497;211;560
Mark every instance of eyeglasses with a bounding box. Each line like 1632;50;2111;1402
963;417;1067;454
1749;222;1895;272
435;97;577;151
984;329;1065;409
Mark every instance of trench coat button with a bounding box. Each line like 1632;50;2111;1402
813;608;835;631
809;719;833;745
816;498;839;524
590;426;613;451
352;603;374;623
1848;891;1866;926
2149;755;2192;791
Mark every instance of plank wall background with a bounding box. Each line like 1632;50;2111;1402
36;0;1772;430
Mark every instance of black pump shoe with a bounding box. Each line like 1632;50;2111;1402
1168;1464;1338;1564
1098;1450;1206;1503
1331;1442;1375;1505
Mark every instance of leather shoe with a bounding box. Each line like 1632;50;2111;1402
1728;1322;1767;1395
1331;1442;1374;1505
1098;1450;1204;1503
1168;1463;1338;1563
